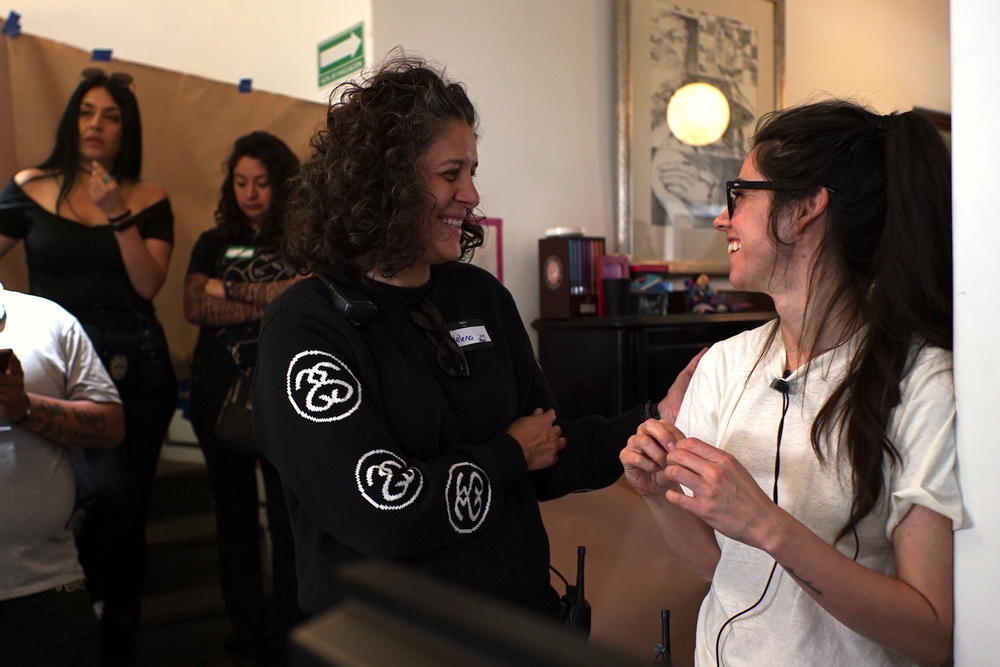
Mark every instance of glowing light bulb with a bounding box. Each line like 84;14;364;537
667;82;731;146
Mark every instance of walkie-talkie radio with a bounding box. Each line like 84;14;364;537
558;545;591;636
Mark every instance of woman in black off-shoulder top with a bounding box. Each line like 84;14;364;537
0;67;175;665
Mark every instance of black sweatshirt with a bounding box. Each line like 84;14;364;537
252;262;642;614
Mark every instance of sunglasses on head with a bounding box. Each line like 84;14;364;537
80;67;133;87
409;298;470;378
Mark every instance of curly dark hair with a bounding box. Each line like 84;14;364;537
215;131;300;252
283;56;484;277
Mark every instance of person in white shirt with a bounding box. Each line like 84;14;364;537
0;285;124;665
620;100;960;666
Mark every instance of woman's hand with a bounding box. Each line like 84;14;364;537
663;437;782;550
656;347;707;424
204;278;226;299
620;418;686;496
88;161;129;220
507;408;566;471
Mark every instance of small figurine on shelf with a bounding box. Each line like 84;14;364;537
685;273;728;314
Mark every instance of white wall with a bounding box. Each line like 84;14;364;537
371;0;618;336
11;0;372;103
785;0;951;113
951;1;999;663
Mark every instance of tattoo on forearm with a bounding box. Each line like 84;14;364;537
784;567;823;595
37;398;68;420
227;279;294;306
188;291;263;327
28;398;110;448
33;420;106;449
72;407;108;432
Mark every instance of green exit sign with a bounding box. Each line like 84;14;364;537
318;22;364;87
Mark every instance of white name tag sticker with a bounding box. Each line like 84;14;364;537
224;245;256;260
449;322;492;349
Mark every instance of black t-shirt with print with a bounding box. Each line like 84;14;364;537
186;227;295;383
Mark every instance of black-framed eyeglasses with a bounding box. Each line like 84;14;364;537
725;180;837;220
725;180;802;220
409;298;470;378
81;67;134;87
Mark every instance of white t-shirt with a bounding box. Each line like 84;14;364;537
0;288;121;601
675;322;962;667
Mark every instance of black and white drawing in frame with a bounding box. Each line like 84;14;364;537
617;0;784;262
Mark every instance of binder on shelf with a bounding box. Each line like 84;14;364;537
539;236;606;319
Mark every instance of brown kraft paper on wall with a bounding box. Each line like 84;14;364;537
0;23;326;377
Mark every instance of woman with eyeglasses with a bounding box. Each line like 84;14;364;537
183;131;304;662
251;56;688;619
621;101;960;665
0;68;175;664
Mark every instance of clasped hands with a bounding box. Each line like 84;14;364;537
621;419;783;551
507;408;566;471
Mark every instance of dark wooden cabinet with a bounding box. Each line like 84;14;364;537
532;312;773;420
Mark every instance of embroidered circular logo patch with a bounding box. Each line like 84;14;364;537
355;449;424;510
286;350;362;422
446;462;491;533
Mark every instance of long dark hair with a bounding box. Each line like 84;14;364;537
215;131;300;252
37;70;143;211
283;55;484;277
752;100;952;539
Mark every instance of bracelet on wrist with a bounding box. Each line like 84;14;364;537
108;209;135;232
107;209;131;223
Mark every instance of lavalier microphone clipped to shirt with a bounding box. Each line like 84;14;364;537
769;369;793;395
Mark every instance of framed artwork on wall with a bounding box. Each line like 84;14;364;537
616;0;785;262
469;217;504;284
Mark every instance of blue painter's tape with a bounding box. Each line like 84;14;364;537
238;78;252;93
2;11;22;37
91;48;113;61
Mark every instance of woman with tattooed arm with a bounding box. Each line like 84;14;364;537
183;131;304;663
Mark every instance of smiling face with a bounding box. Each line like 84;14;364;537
415;119;480;266
77;86;122;167
713;150;789;294
232;156;272;228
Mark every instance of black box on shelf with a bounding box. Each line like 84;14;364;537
538;236;606;319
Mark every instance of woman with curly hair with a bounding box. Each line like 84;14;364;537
184;131;304;662
621;100;960;665
252;57;683;618
0;67;175;664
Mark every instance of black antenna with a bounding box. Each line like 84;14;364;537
558;545;591;636
653;609;673;665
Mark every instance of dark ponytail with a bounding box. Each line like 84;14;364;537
753;101;952;539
